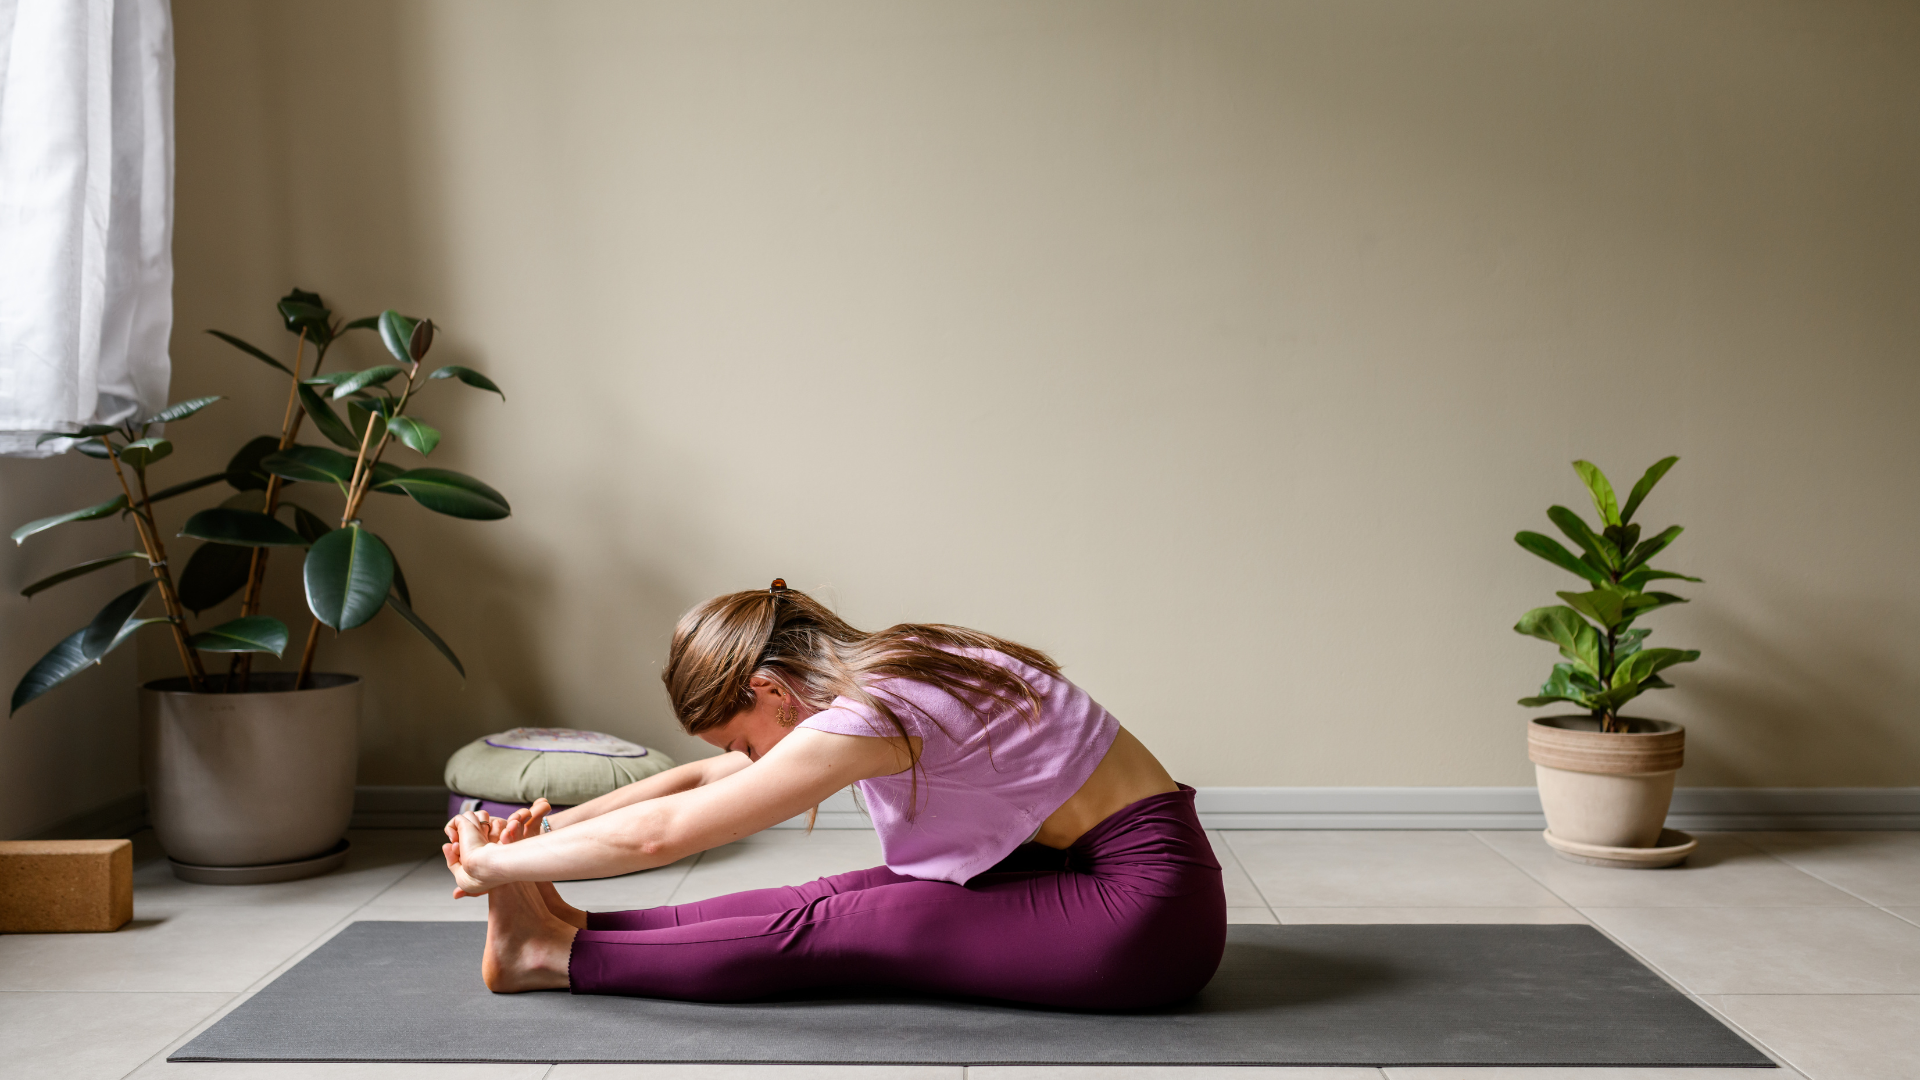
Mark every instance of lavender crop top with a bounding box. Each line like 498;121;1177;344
798;647;1119;884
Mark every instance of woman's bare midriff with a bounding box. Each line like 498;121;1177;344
1031;725;1179;849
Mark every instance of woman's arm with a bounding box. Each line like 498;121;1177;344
544;753;752;829
448;729;902;893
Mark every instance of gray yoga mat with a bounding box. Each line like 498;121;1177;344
174;921;1773;1067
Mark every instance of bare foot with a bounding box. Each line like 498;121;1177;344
482;880;577;993
536;881;590;930
485;803;590;930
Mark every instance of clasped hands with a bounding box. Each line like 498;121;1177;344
441;797;554;898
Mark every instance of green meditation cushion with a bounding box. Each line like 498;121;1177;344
443;728;676;806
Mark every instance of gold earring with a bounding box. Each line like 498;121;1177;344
777;699;799;727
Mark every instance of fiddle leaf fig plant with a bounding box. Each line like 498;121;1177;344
9;288;508;712
1513;457;1702;733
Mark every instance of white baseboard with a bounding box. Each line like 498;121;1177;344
353;785;1920;832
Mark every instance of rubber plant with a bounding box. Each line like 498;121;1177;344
1512;457;1702;733
9;289;508;711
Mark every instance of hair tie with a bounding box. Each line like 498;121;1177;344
769;578;787;596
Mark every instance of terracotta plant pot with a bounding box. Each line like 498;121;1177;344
1528;715;1696;868
140;673;360;884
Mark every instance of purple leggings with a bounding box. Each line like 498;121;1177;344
568;785;1226;1009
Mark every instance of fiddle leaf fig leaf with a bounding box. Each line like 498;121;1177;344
1514;531;1608;585
1624;525;1684;572
1514;605;1601;677
179;508;308;547
1546;506;1618;570
11;495;130;545
20;550;147;599
207;330;293;376
1572;460;1621;526
304;523;394;630
1620;455;1679;525
1620;567;1703;590
1556;588;1631;631
298;383;360;450
188;616;290;656
427;365;503;399
386;416;441;457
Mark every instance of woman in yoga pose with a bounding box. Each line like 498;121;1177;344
444;581;1225;1007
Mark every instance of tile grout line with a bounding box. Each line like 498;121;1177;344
115;847;442;1080
1214;831;1278;922
1466;831;1808;1074
1744;835;1918;923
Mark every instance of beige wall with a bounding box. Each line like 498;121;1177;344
157;0;1920;789
1;456;143;838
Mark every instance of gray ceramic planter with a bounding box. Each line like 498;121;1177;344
140;673;359;883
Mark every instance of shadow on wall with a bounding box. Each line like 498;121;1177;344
1677;589;1920;788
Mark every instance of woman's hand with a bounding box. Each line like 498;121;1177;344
442;810;511;898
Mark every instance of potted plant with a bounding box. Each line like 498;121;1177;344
10;289;508;883
1512;457;1702;868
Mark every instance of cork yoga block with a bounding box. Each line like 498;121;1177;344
0;840;133;932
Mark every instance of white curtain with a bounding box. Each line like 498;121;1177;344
0;0;172;458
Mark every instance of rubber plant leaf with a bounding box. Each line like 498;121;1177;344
1545;505;1618;570
11;494;130;545
297;383;360;450
177;542;255;613
386;590;464;681
222;435;284;491
343;315;381;331
117;437;173;470
346;401;388;446
138;396;222;428
1571;460;1621;527
330;365;406;400
9;619;163;714
1513;531;1607;585
207;330;293;376
377;311;421;365
427;365;504;400
1619;456;1679;526
187;616;290;656
290;504;334;545
147;472;227;505
386;416;441;457
376;468;510;520
304;523;395;631
278;289;333;343
179;508;308;547
79;581;156;662
261;445;357;486
20;550;147;599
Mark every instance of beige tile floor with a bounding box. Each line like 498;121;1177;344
3;828;1916;1080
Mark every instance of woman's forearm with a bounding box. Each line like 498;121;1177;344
473;797;685;885
547;754;739;828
